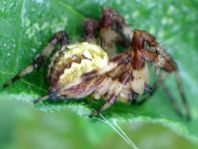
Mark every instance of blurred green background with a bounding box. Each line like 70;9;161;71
0;100;197;149
0;0;198;149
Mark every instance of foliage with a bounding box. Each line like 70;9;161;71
0;0;198;144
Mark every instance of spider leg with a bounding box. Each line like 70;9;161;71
130;85;152;105
83;9;134;59
133;71;190;120
89;94;117;117
134;72;168;105
84;8;133;58
100;8;133;47
84;19;99;42
136;47;190;120
161;83;183;118
175;71;191;120
33;90;60;104
2;31;69;88
90;67;131;117
131;84;153;105
135;82;185;119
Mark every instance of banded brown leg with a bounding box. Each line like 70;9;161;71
33;90;60;104
90;70;131;117
84;19;99;42
2;31;69;88
89;94;117;117
175;71;191;120
134;72;191;120
133;72;168;105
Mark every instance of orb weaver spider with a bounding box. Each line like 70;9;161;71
2;8;190;120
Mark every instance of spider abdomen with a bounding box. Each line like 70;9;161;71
48;42;109;92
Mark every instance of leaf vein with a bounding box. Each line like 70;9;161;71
56;0;86;19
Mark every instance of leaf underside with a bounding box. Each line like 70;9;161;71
0;0;198;143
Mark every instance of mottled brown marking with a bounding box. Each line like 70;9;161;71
108;65;125;80
118;70;131;85
132;30;158;50
82;70;98;81
61;75;105;98
33;55;45;70
48;50;91;91
139;49;158;62
110;52;132;64
131;30;144;50
163;60;177;72
61;79;95;97
110;53;125;63
108;94;117;104
94;75;106;86
132;50;145;70
53;31;69;46
100;8;125;29
84;19;99;40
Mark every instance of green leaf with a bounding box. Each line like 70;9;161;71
0;0;198;143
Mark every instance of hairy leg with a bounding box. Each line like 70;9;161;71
2;31;69;88
33;90;60;104
90;68;131;117
133;72;190;120
84;8;133;58
175;71;191;120
89;94;117;117
161;83;183;118
84;19;99;42
133;72;168;105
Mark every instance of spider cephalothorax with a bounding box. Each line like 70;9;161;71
2;8;190;120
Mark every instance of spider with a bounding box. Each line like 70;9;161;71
2;8;190;120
